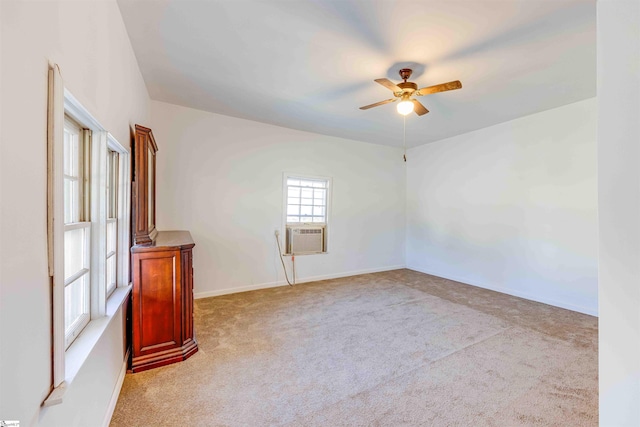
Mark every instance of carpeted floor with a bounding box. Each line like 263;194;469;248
110;269;598;426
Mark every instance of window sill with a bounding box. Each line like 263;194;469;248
284;252;329;256
43;284;131;407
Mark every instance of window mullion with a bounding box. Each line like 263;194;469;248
64;268;90;287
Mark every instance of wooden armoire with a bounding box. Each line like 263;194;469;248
129;124;198;373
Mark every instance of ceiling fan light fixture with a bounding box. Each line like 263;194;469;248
397;97;414;116
360;68;461;117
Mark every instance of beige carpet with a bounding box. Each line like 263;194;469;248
110;269;598;426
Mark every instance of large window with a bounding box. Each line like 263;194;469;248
63;118;91;348
47;65;131;398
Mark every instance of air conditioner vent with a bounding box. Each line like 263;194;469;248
299;229;321;235
286;226;325;254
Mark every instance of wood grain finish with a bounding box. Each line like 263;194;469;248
132;125;158;245
130;122;198;373
131;232;198;372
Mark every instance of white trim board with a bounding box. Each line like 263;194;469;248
406;265;598;317
194;265;406;299
102;348;129;427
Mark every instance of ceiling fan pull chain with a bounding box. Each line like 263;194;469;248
403;115;407;162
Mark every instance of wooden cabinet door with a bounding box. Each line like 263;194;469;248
132;249;182;357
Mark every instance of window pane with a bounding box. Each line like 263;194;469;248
106;221;116;254
106;255;116;292
64;179;75;223
64;273;89;332
64;227;87;281
71;180;79;223
288;187;300;198
285;176;328;226
106;151;115;218
64;130;72;176
64;120;81;224
64;129;79;177
71;134;78;177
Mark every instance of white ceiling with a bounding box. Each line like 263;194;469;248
117;0;596;148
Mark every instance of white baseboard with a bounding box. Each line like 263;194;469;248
102;349;129;427
406;265;598;317
194;265;406;299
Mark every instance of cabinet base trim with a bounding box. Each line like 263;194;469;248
131;339;198;373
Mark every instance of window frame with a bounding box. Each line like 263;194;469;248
282;172;332;255
285;177;329;224
106;135;130;299
62;116;92;349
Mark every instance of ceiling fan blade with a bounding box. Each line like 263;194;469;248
412;99;429;116
416;80;462;96
374;78;402;93
359;98;397;110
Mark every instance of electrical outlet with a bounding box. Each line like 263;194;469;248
274;229;280;237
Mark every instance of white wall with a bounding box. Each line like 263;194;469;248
151;101;406;297
406;98;598;315
0;1;149;425
597;1;640;425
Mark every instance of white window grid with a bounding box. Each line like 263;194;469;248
286;178;328;224
63;117;91;349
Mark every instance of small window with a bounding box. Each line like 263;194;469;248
283;174;331;255
285;177;328;223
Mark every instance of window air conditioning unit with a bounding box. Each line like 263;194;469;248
286;226;325;254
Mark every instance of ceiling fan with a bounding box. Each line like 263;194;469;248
359;68;462;116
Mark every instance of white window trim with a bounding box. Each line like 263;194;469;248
45;65;131;406
48;65;66;390
281;172;332;255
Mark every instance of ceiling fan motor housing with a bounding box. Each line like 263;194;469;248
399;68;413;81
398;81;418;92
397;69;417;95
